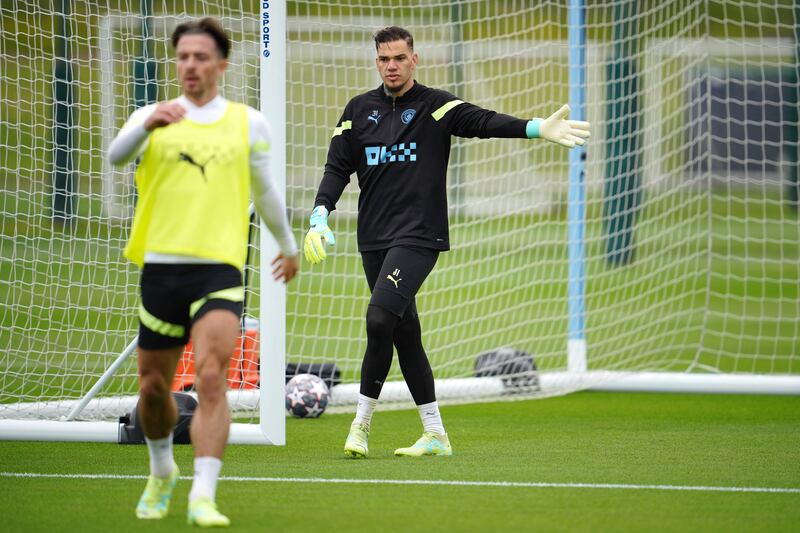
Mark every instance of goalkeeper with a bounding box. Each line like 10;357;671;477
304;26;590;458
108;18;298;527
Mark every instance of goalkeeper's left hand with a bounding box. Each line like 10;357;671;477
303;206;335;265
528;104;591;148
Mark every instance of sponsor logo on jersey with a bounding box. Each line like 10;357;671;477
368;110;381;124
178;152;214;182
365;142;417;166
401;108;416;124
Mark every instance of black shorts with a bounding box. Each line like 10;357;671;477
361;246;439;319
138;263;244;350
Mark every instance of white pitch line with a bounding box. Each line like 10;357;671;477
2;472;799;494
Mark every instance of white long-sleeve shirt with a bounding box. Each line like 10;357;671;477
108;95;297;262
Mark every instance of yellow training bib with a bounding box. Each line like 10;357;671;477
124;102;251;270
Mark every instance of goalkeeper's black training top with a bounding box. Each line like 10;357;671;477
314;81;529;252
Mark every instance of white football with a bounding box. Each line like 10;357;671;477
285;373;330;418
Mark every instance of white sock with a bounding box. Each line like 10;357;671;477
418;401;445;436
189;456;223;503
354;394;378;427
145;433;174;478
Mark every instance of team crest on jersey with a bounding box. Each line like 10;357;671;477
368;110;381;124
401;108;416;124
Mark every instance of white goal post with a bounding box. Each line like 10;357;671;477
1;0;799;443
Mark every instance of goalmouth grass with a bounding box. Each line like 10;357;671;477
2;391;798;532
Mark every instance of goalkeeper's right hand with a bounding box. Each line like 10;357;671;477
304;206;336;264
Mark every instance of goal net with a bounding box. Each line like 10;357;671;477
1;1;798;439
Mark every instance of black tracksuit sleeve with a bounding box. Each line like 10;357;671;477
445;100;529;139
314;103;356;212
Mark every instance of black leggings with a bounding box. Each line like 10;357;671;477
359;247;439;404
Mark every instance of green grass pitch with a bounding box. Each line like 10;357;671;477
1;4;798;530
2;391;798;532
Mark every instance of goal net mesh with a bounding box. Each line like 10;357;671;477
0;0;797;421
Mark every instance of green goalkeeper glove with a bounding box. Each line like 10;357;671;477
304;205;336;264
526;104;591;148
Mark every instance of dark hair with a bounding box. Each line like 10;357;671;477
373;26;414;51
171;17;231;58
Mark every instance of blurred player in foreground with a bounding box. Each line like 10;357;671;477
109;17;298;527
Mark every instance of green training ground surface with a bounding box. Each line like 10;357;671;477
1;391;798;532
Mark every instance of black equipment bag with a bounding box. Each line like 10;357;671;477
285;362;341;389
118;391;197;444
474;348;540;391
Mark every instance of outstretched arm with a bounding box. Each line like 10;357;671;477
438;91;590;148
